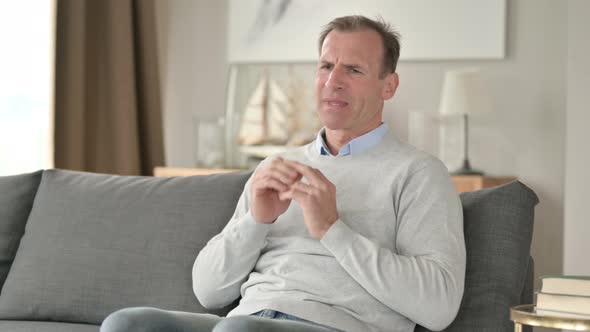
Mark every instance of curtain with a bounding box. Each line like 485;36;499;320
54;0;164;175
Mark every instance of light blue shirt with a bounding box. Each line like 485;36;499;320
315;123;389;156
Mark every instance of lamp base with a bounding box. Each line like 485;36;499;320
451;159;484;176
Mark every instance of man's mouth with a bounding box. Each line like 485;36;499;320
322;99;349;108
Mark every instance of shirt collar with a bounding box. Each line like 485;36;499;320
315;123;389;156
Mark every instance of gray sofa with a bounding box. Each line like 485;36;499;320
0;169;538;332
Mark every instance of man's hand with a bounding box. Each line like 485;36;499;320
279;160;339;240
250;157;302;224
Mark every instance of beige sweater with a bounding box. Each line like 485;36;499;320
193;132;465;332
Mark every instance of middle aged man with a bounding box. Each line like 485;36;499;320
101;15;465;332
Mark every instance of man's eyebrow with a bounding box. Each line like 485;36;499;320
343;63;364;69
319;60;365;69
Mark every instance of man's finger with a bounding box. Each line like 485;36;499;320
264;158;303;184
279;186;308;202
282;160;323;185
311;167;330;182
291;182;314;196
267;163;301;185
253;178;288;193
278;190;292;201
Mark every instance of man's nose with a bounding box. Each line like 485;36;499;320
325;67;345;90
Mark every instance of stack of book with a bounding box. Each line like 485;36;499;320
536;275;590;319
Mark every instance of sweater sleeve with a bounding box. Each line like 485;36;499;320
320;158;466;331
192;178;272;309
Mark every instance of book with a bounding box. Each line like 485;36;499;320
536;308;590;319
536;292;590;316
540;275;590;296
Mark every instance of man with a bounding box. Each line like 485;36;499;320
101;15;465;332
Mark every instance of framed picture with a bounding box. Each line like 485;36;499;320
228;0;506;63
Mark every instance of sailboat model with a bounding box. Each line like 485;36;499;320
237;76;289;146
237;71;321;158
285;72;321;146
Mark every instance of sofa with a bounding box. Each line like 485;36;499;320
0;169;538;332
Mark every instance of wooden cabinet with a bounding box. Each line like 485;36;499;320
154;167;515;193
451;175;516;193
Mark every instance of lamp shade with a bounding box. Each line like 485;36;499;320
439;68;491;116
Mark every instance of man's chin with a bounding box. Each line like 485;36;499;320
318;114;349;130
321;122;348;131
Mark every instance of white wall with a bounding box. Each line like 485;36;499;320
157;0;579;298
564;0;590;276
387;0;567;289
156;0;229;167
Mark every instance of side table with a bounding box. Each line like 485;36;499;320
510;304;590;331
451;175;516;193
153;167;240;177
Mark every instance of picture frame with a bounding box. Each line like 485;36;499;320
228;0;507;63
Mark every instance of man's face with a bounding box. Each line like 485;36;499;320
315;29;398;136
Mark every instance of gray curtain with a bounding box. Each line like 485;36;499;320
54;0;165;175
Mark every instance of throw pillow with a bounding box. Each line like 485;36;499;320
0;170;43;288
0;169;250;325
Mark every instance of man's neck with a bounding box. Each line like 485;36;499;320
324;123;381;155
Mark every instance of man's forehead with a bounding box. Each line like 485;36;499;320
319;30;382;64
322;28;381;45
319;54;367;67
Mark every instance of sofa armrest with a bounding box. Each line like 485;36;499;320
520;256;534;306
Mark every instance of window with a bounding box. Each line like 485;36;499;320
0;0;54;175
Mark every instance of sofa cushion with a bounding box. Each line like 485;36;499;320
0;321;98;332
0;170;43;288
0;169;250;325
416;181;538;332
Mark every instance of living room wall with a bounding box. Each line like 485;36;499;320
156;0;579;308
564;0;590;277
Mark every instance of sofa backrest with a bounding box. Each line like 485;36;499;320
0;170;538;331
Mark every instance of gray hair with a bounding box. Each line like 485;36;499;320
318;15;401;78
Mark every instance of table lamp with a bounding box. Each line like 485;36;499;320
439;68;491;175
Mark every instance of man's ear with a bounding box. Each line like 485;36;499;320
382;72;399;100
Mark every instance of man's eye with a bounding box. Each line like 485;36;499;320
320;64;332;70
349;68;361;74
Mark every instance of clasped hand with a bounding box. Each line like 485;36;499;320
249;157;338;240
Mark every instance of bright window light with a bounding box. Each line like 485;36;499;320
0;0;55;175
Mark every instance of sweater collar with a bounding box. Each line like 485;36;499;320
315;123;389;156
